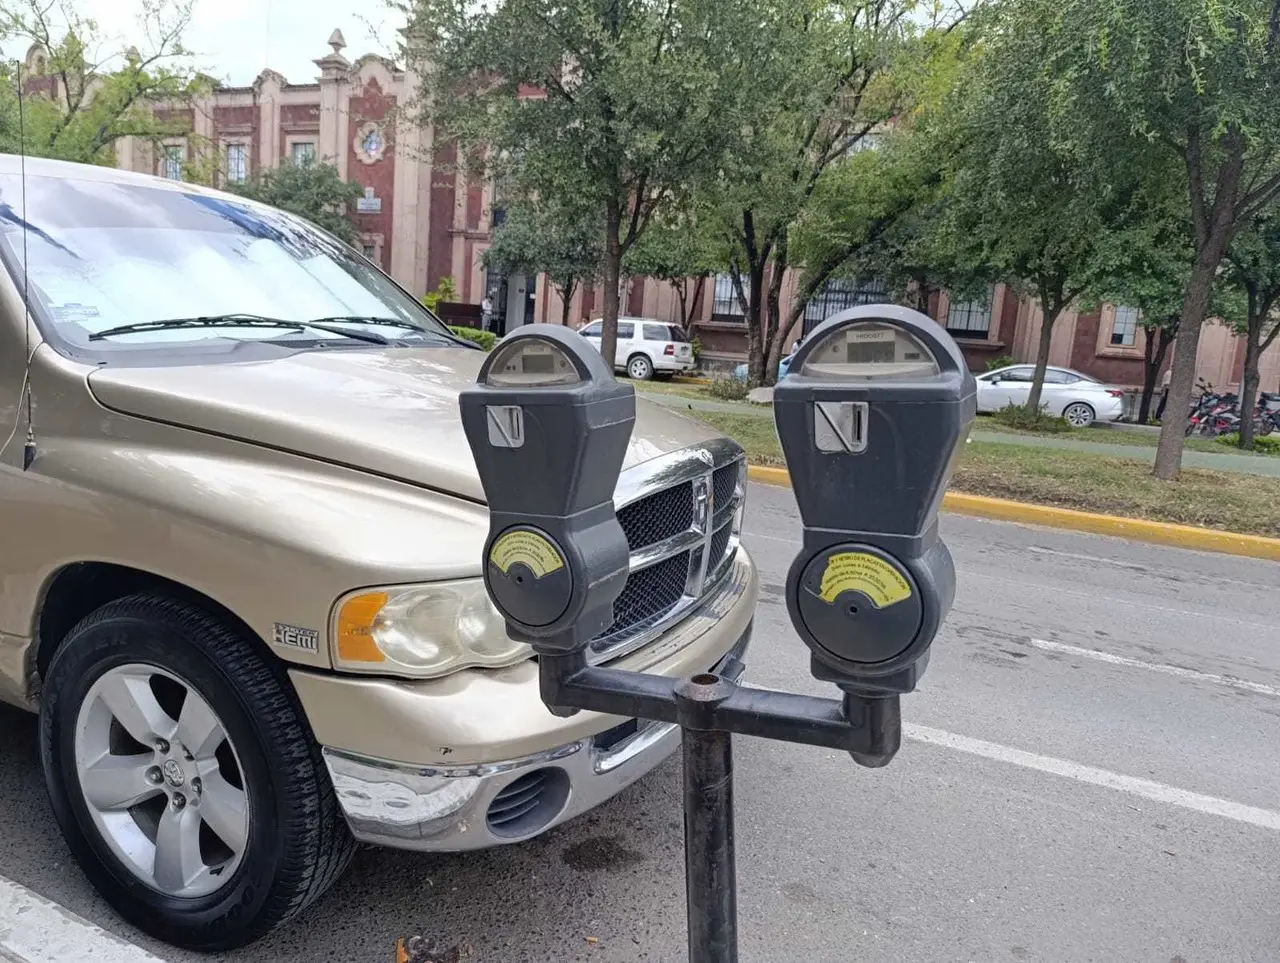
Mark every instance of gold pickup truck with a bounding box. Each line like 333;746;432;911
0;157;757;950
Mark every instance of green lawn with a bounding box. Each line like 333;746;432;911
678;408;1280;537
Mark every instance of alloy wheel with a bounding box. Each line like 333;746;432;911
73;663;250;898
1063;403;1094;428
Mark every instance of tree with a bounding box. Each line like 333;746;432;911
484;198;602;326
0;0;206;165
1223;213;1280;449
229;159;364;244
935;0;1165;419
704;0;945;385
401;0;755;370
622;216;719;335
1027;0;1280;477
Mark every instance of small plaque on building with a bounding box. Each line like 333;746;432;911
356;186;382;213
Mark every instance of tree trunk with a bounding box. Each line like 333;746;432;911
1239;323;1262;450
763;245;788;387
1153;247;1228;479
687;275;706;335
559;278;576;327
672;280;690;332
744;262;766;384
600;198;623;369
1024;302;1063;416
1137;323;1175;425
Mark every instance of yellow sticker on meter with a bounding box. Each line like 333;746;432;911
817;552;912;609
489;530;565;579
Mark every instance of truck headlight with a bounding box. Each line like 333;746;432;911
332;580;532;677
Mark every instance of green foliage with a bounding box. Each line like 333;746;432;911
401;0;756;359
689;335;703;361
484;200;601;320
422;276;460;313
448;325;496;350
985;355;1015;372
0;0;207;164
229;159;364;243
708;377;751;401
1217;434;1280;455
623;217;720;332
991;403;1073;434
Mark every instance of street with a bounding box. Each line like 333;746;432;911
2;480;1279;962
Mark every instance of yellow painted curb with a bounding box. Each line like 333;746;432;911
744;464;1280;562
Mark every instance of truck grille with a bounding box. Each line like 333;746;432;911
589;440;746;662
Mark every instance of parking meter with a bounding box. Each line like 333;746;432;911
774;305;976;699
460;314;970;963
458;326;635;708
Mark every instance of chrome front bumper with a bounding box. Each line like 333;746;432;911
322;629;750;852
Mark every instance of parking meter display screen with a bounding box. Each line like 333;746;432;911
486;339;582;387
800;323;940;381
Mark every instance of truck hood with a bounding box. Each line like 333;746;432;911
85;347;726;502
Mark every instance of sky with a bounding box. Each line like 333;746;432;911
6;0;405;87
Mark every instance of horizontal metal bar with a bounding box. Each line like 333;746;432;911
629;528;705;572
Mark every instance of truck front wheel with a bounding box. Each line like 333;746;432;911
39;593;355;951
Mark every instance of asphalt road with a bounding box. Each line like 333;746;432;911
2;482;1279;962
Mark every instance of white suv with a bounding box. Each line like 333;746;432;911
579;317;696;380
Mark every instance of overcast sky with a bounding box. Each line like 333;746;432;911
8;0;405;87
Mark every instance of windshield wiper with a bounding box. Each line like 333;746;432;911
307;315;470;347
89;313;388;345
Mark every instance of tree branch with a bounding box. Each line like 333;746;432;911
1185;125;1209;247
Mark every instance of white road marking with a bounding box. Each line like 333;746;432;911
1026;638;1280;697
1025;546;1148;571
0;875;168;963
964;571;1277;632
904;724;1280;832
743;530;800;546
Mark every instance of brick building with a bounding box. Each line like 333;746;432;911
39;31;1276;394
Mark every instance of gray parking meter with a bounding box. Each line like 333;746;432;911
774;305;976;699
460;315;970;963
458;326;635;674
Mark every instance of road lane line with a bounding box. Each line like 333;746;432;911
1026;638;1280;698
904;724;1280;832
964;571;1276;632
0;875;168;963
1024;546;1149;571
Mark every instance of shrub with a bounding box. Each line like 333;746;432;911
985;354;1016;372
708;377;751;401
1217;433;1280;454
422;276;460;313
449;325;496;351
690;335;703;361
991;402;1073;433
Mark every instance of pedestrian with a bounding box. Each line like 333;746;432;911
1154;366;1172;423
480;294;494;332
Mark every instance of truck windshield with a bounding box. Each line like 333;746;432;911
0;171;456;354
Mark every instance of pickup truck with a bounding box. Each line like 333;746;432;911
0;157;757;950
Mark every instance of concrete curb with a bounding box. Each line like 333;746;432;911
744;465;1280;562
0;876;169;963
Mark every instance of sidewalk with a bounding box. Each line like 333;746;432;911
0;876;166;963
637;391;1280;478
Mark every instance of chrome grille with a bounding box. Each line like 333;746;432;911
616;481;695;551
590;438;746;663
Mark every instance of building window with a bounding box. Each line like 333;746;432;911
362;244;376;259
159;145;183;181
225;143;248;183
803;276;888;335
291;142;316;166
945;289;993;338
712;273;747;320
1111;305;1139;347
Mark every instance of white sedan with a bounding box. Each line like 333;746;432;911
976;364;1125;427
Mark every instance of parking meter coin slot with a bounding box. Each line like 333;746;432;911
796;547;923;665
485;527;573;628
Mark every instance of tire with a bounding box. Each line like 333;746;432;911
40;594;355;951
627;354;654;381
1062;402;1095;428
